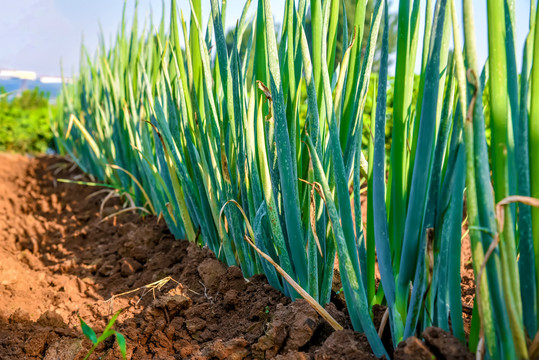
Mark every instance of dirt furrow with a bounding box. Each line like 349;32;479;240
0;154;472;360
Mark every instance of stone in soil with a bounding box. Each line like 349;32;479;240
394;327;474;360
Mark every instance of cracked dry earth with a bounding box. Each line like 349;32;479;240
0;153;472;359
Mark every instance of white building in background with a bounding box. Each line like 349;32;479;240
39;76;64;84
0;69;67;101
0;69;37;80
0;70;70;83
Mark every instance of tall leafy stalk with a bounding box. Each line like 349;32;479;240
53;0;539;357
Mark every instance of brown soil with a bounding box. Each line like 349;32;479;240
0;153;472;359
460;226;475;322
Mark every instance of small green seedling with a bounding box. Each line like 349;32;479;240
79;309;127;360
264;306;270;314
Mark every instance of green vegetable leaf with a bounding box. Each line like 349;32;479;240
115;331;127;359
96;309;122;343
79;317;98;344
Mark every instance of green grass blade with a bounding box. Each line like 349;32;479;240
371;0;403;344
262;0;308;286
529;0;539;331
516;3;537;336
305;134;387;358
398;0;447;296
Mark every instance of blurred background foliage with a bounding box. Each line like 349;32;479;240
0;88;54;154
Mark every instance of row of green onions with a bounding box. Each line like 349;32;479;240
53;0;539;358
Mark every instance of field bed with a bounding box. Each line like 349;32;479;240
0;153;473;359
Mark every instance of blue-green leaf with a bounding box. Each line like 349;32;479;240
79;317;97;345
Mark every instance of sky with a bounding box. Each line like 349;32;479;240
0;0;532;77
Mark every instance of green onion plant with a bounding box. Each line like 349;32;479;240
52;0;539;358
